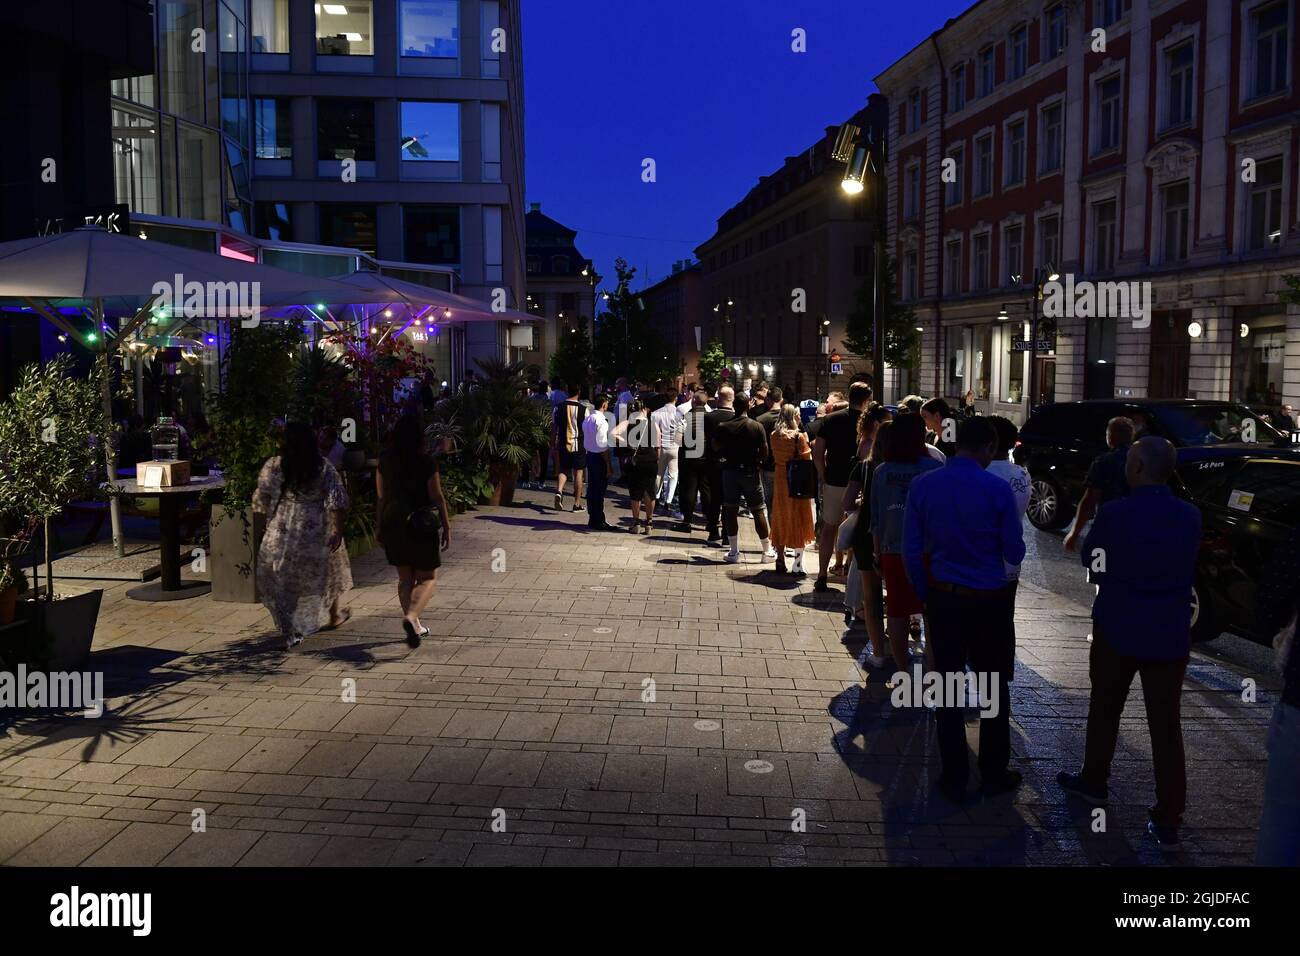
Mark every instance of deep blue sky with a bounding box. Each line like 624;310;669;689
521;0;972;296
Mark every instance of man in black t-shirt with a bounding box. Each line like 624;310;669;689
715;395;772;563
755;387;784;520
701;385;738;543
812;382;870;591
1064;416;1136;552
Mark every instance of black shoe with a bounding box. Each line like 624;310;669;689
706;530;721;542
1147;819;1181;850
980;769;1023;796
1057;771;1108;805
402;619;422;649
671;522;692;533
588;521;615;531
814;576;831;593
936;776;967;803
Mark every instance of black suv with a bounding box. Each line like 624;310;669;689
1014;400;1300;644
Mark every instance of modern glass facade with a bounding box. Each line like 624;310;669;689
111;0;252;229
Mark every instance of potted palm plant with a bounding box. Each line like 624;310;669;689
0;354;109;669
461;359;550;507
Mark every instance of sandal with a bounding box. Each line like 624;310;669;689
321;607;352;631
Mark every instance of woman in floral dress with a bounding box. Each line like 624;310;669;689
767;404;816;575
254;422;353;648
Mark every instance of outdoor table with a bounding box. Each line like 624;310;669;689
111;474;225;602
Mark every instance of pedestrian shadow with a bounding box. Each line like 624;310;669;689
724;569;803;591
474;515;582;533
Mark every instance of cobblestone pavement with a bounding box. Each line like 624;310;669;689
0;485;1277;866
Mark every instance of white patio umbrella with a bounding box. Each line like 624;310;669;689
0;228;383;555
335;270;538;324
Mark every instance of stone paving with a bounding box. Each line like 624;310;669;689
0;485;1277;866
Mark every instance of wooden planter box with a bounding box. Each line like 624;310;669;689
210;506;266;604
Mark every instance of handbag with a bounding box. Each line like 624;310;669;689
787;458;818;499
836;510;859;551
406;505;442;542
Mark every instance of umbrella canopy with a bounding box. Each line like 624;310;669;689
0;228;377;311
336;270;538;324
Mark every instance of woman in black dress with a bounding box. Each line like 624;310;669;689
376;414;451;648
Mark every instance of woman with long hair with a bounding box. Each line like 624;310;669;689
843;406;893;665
870;413;943;673
253;421;353;649
767;404;816;575
377;413;451;648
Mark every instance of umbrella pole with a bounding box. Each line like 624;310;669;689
98;298;125;557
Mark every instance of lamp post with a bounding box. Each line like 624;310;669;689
1026;265;1059;411
835;123;886;394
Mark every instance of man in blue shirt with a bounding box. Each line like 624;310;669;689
903;417;1026;801
1058;436;1201;850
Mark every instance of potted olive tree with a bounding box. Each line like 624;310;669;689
0;354;109;669
207;323;300;603
461;359;550;507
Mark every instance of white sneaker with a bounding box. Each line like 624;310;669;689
724;551;741;564
763;547;777;561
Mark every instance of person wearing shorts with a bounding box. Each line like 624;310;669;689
869;413;942;672
552;384;587;512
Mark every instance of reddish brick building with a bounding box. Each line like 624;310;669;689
876;0;1300;423
639;260;705;387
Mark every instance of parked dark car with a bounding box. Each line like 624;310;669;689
1014;400;1300;644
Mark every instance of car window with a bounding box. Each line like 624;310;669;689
1152;404;1283;446
1220;461;1300;523
1176;459;1241;505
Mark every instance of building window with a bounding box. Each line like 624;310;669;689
319;203;378;257
400;0;459;58
945;239;963;294
255;201;293;241
251;0;289;53
1038;214;1060;273
317;99;375;161
974;134;993;197
1009;25;1028;80
403;205;460;264
950;63;967;111
1046;3;1067;59
552;255;570;274
316;0;373;55
908;89;922;132
972;233;991;291
111;104;160;216
1162;181;1190;263
946;325;966;395
973;325;993;400
1233;317;1288;404
399;102;460;161
1165;41;1194;128
253;98;292;159
945;145;964;206
1004;224;1023;285
1249;1;1290;100
1248;157;1284;250
1095;74;1123;153
1091;200;1118;272
1040;102;1063;173
902;251;918;301
978;46;995;97
905;164;921;220
1006;120;1026;186
1097;0;1123;28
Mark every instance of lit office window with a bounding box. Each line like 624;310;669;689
401;0;459;58
251;0;289;53
112;105;160;216
399;102;460;161
316;1;373;55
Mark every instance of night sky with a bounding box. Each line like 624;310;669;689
522;0;973;297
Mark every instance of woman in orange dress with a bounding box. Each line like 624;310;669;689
767;404;816;576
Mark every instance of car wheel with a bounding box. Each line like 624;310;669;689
1190;582;1220;643
1027;475;1069;530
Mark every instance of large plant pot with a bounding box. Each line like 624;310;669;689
33;590;103;671
488;463;518;506
210;505;266;604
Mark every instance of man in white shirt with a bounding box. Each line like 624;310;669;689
582;394;616;531
651;394;683;515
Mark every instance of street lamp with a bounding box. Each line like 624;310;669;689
833;121;886;394
1026;265;1059;411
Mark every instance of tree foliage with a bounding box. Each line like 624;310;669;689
842;253;919;374
591;258;681;384
696;338;728;386
548;320;593;392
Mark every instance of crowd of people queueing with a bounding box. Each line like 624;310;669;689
523;374;1296;860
